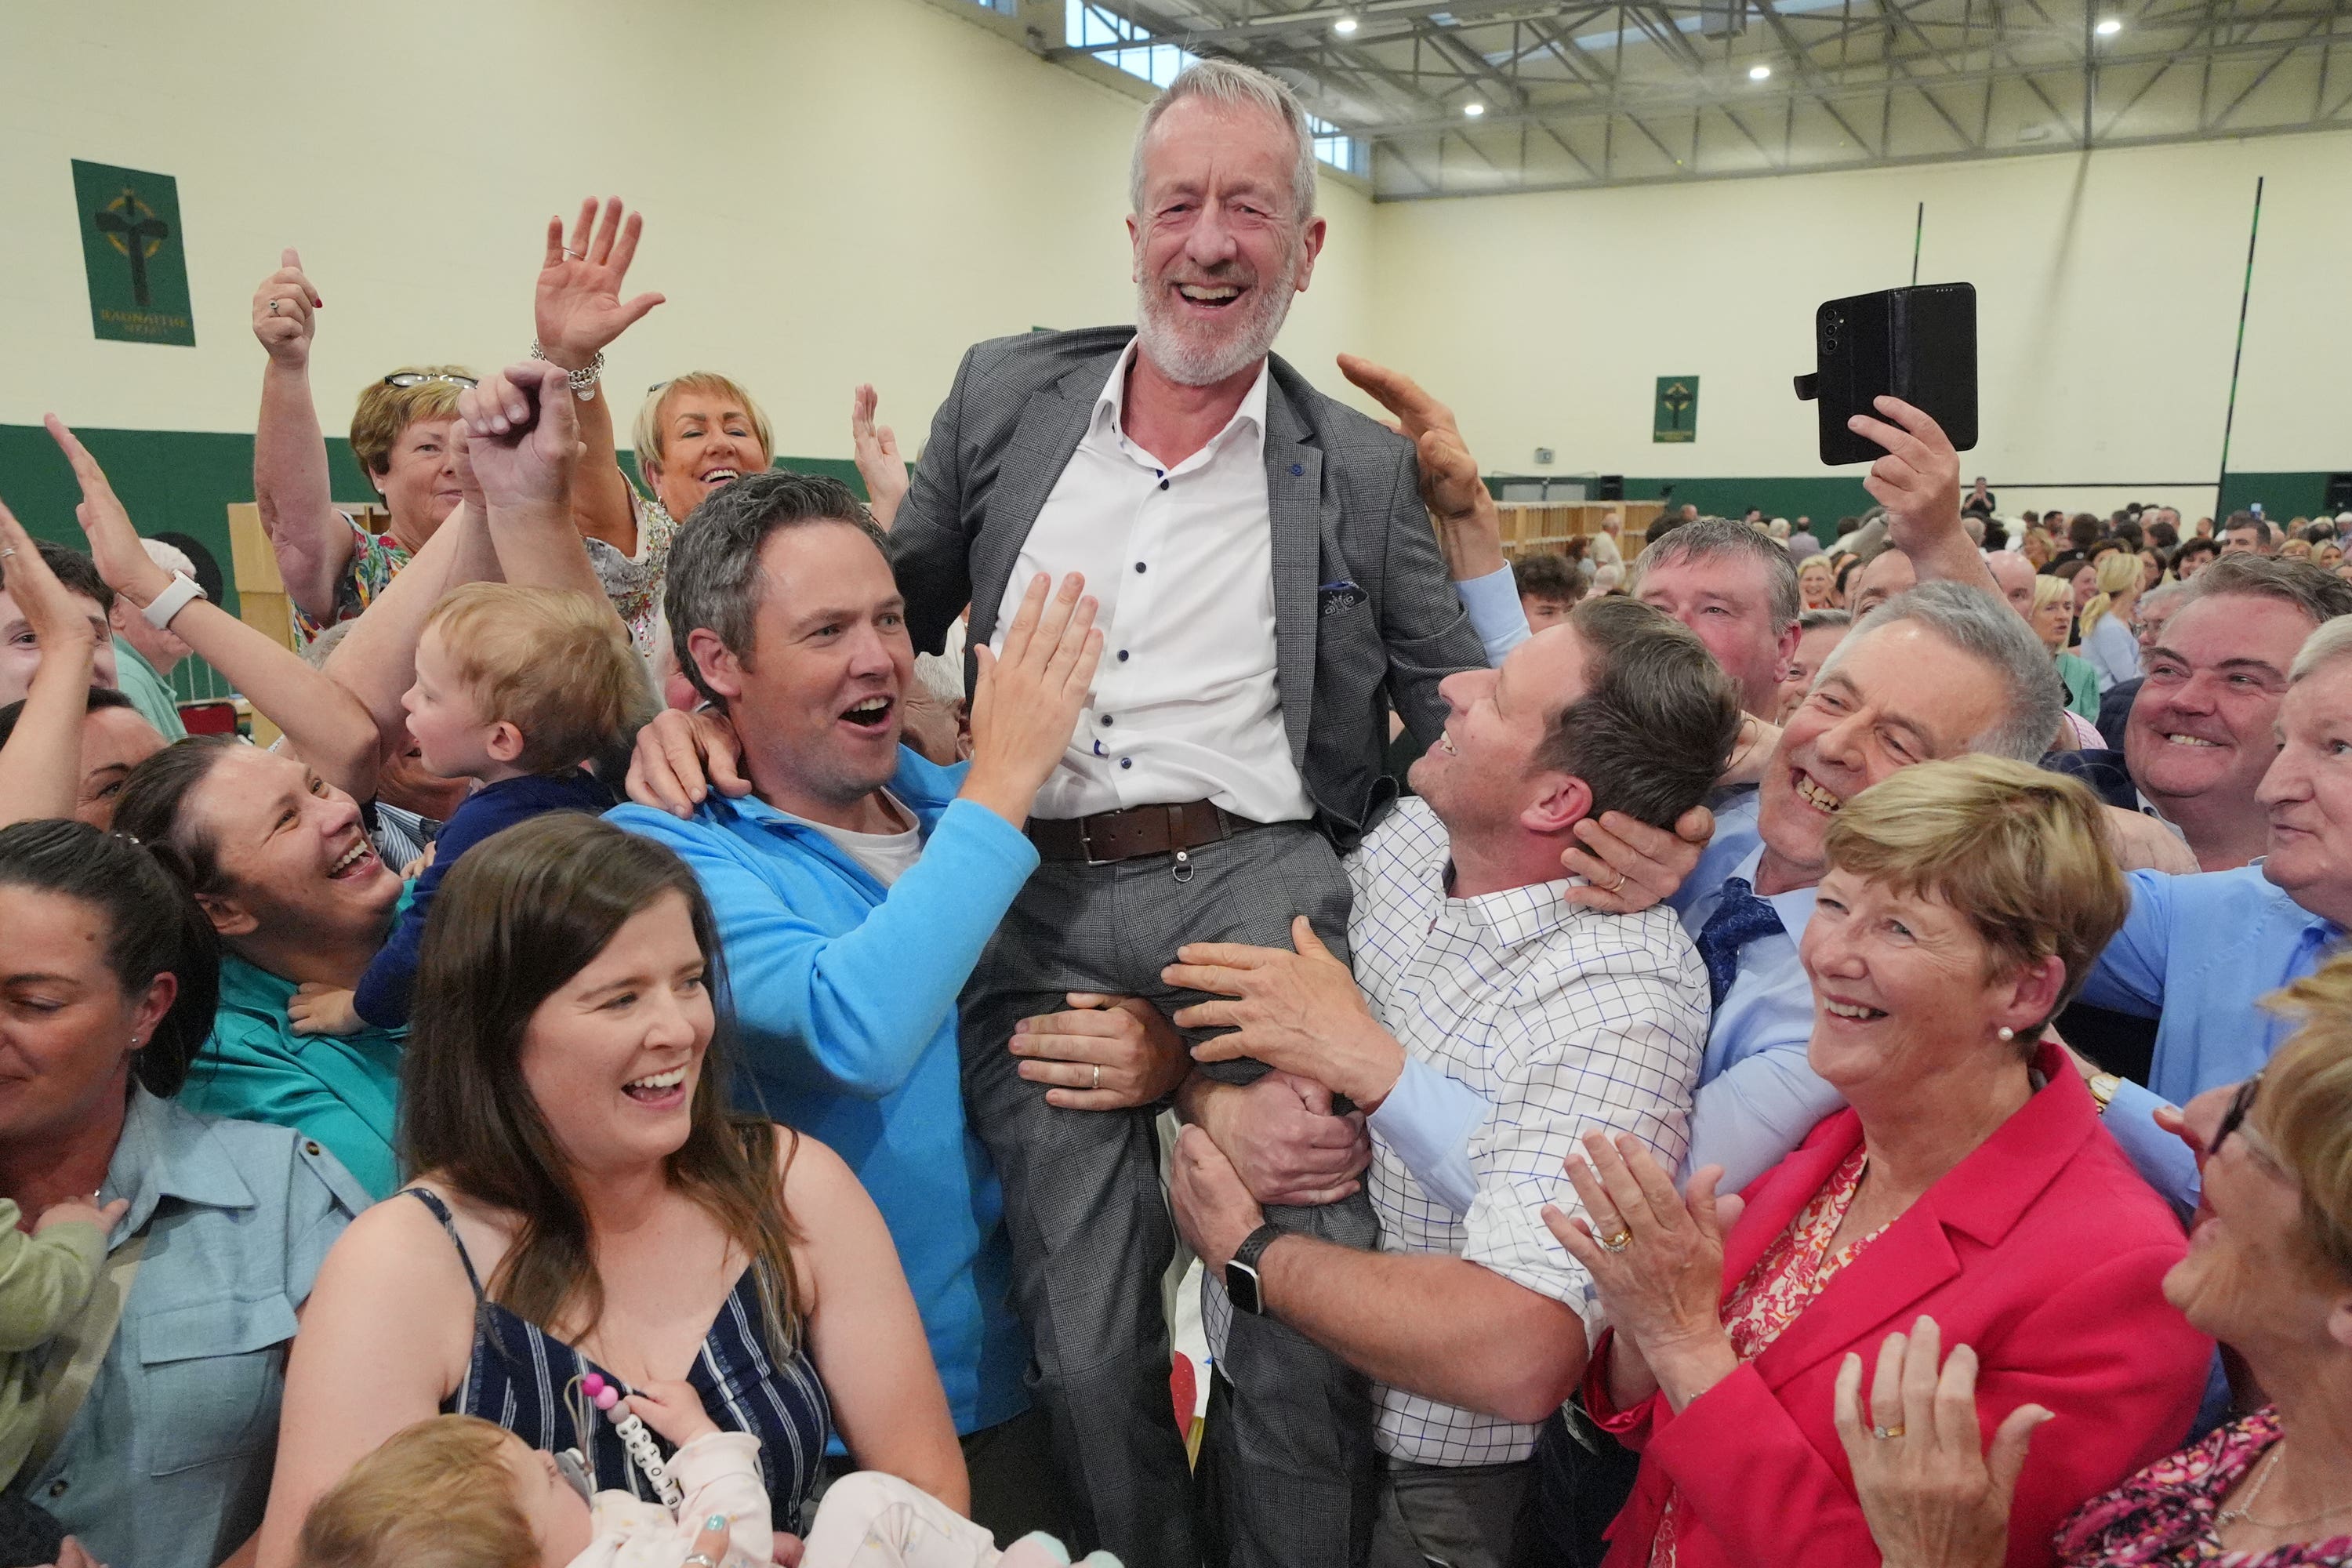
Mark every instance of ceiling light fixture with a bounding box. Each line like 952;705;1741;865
1333;14;1359;34
2095;16;2122;34
1463;100;1486;117
1749;62;1772;79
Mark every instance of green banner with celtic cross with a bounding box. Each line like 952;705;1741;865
1653;376;1699;443
73;160;195;347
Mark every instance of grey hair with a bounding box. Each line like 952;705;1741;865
2137;580;2190;616
662;470;886;710
2183;554;2352;628
1632;517;1801;630
1131;58;1318;224
1819;581;2063;764
2292;616;2352;684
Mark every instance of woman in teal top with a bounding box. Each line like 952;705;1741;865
2032;573;2103;720
114;739;411;1197
0;820;367;1568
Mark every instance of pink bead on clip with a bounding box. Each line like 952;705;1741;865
582;1372;620;1410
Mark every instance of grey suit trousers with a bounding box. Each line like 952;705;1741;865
960;821;1377;1568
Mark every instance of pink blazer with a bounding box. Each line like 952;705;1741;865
1588;1047;2212;1568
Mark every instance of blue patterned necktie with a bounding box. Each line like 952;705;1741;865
1694;877;1787;1010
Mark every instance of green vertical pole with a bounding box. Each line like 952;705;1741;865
2216;176;2266;514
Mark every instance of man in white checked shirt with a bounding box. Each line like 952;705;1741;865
1167;597;1740;1568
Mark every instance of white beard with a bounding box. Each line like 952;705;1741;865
1134;256;1301;388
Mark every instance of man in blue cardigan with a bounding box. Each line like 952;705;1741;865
610;470;1163;1544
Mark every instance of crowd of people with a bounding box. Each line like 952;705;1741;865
2;53;2350;1568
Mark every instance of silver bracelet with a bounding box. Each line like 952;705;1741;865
529;339;604;402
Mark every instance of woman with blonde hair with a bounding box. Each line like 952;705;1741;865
1548;756;2211;1568
2077;550;2146;692
2031;574;2103;723
1844;947;2352;1565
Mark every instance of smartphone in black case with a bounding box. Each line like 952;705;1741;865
1795;283;1979;465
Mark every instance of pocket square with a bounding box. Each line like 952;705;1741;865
1317;579;1367;615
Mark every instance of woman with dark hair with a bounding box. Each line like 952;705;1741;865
0;818;367;1568
255;814;961;1567
114;736;412;1199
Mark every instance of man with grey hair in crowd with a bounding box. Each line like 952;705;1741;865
1630;517;1799;717
888;55;1489;1568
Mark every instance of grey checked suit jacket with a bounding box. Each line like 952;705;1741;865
891;326;1485;850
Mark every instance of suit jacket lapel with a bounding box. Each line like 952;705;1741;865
1263;381;1322;769
1744;1046;2098;1392
968;358;1110;648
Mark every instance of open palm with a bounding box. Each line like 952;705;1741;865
535;196;663;365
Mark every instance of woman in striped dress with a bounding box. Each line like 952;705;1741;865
252;815;965;1566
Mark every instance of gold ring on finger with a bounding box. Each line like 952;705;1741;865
1607;869;1628;894
1599;1228;1633;1252
1871;1425;1905;1440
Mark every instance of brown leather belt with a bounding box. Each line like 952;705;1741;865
1027;800;1262;866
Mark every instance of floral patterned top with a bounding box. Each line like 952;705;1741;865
2052;1409;2352;1565
293;512;412;642
583;485;677;660
1650;1145;1889;1568
292;481;676;659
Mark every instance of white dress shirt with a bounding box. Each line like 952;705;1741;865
988;340;1311;824
1333;799;1708;1468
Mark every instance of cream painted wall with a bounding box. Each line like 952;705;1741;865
1370;130;2352;491
0;0;1378;459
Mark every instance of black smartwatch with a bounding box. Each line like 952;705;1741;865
1224;1222;1285;1316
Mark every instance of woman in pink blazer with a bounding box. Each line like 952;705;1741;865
1549;758;2213;1568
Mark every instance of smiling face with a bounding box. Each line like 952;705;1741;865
1637;552;1793;717
517;891;712;1178
2163;1088;2346;1358
1798;558;1835;608
2127;593;2308;822
1800;866;2043;1094
371;417;464;550
644;389;768;524
183;746;403;953
2256;661;2352;924
1128;94;1324;388
691;522;912;819
1410;623;1590;845
1757;620;2010;890
2224;524;2268;557
74;705;165;829
0;586;118;706
0;885;172;1151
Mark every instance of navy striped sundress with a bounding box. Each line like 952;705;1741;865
404;1188;833;1533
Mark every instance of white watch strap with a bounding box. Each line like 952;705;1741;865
143;572;206;630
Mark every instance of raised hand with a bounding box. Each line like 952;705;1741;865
960;573;1101;830
456;362;584;511
535;197;664;370
251;247;321;368
1834;1317;2045;1568
1850;397;1973;585
850;385;909;529
44;416;172;606
1338;353;1502;579
0;495;101;659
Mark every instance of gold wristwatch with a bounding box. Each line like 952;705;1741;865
2086;1073;2123;1115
